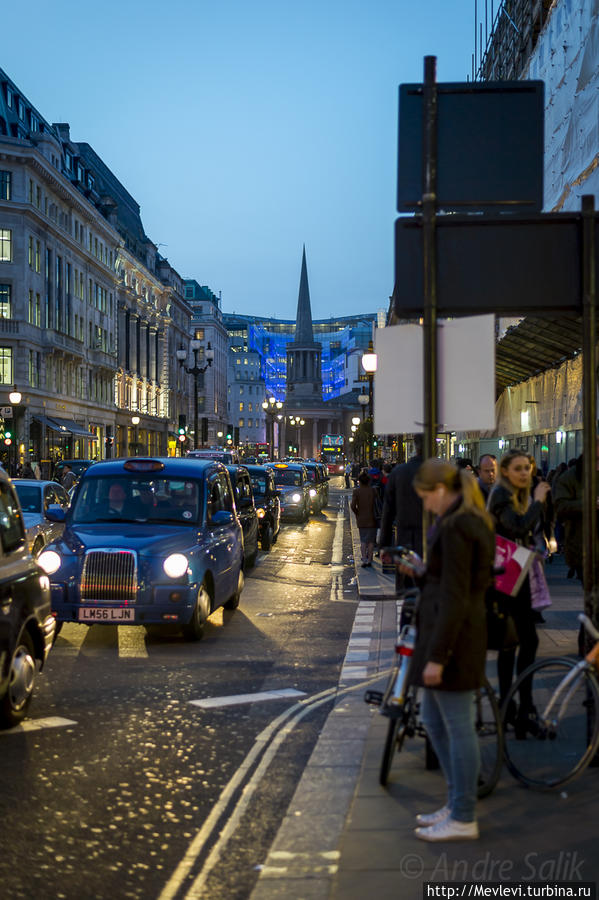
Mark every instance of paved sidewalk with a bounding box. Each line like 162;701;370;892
251;502;599;899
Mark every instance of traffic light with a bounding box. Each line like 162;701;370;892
178;414;187;435
234;426;240;445
201;417;208;443
3;430;11;447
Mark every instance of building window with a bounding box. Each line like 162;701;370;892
0;285;10;317
17;99;25;121
28;236;33;268
29;350;40;387
0;230;12;262
35;240;41;273
239;402;244;412
239;418;244;427
0;171;11;201
0;347;12;384
5;87;13;109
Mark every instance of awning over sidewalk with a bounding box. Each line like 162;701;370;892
32;415;98;439
495;314;583;397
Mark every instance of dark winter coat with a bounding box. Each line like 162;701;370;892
487;483;546;551
410;503;495;691
351;484;377;529
552;458;598;569
378;455;423;555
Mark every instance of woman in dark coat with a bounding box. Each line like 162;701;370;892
488;449;550;733
400;458;495;843
350;471;377;567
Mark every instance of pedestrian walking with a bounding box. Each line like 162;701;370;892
350;471;377;567
477;454;497;503
61;464;77;492
20;460;35;479
344;462;351;489
488;449;551;734
400;458;495;842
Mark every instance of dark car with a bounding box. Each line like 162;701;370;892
267;462;311;523
38;457;244;641
225;465;259;568
303;462;329;513
244;464;281;551
0;469;55;727
12;479;70;557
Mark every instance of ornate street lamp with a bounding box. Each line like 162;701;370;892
8;385;21;475
262;396;283;460
176;341;214;450
131;415;140;456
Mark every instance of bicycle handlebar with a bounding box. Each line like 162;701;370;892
578;613;599;642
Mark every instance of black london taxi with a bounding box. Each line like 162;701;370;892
225;465;260;568
0;468;55;727
266;462;311;523
243;464;281;551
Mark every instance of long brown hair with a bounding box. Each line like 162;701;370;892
413;457;493;529
497;449;531;514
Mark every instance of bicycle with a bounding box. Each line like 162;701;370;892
501;612;599;791
365;588;503;796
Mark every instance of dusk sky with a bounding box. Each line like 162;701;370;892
2;0;477;321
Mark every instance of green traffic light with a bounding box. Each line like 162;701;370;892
4;431;11;439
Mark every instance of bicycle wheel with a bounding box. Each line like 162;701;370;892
502;657;599;790
475;678;503;798
379;692;413;786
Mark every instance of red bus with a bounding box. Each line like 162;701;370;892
320;435;346;475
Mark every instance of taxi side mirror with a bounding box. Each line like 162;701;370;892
46;505;66;523
209;510;233;526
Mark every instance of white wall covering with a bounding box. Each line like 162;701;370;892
527;0;599;212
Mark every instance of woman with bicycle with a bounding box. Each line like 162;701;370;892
488;449;551;737
403;458;495;842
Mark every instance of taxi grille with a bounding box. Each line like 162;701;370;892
81;550;138;603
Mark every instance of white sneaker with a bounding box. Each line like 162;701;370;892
415;804;451;826
415;817;479;842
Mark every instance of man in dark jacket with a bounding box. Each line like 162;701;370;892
379;435;424;557
553;450;599;581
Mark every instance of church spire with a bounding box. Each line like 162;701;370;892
294;245;315;345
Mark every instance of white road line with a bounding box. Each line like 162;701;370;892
0;717;77;734
189;689;306;709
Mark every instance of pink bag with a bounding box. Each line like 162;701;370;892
529;556;552;611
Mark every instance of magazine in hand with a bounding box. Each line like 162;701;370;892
494;535;535;597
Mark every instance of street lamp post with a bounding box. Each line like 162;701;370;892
176;341;214;450
262;396;283;460
131;415;140;456
8;385;21;475
288;416;305;456
361;343;378;463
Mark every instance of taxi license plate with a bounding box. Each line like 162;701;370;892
78;608;135;622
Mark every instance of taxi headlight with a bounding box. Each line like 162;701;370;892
38;550;61;575
309;488;317;498
291;493;301;503
256;508;266;519
163;553;189;579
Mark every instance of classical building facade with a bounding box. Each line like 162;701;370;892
0;71;121;473
184;280;229;447
0;68;193;470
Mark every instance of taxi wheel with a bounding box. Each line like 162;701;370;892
261;523;273;552
182;583;211;642
225;568;244;610
0;631;36;728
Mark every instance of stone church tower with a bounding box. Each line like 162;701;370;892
286;246;322;400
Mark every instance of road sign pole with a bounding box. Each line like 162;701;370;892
421;56;439;558
582;195;598;628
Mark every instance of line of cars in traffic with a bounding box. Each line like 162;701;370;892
0;453;332;729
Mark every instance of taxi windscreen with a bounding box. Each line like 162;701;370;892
272;469;302;487
72;476;203;524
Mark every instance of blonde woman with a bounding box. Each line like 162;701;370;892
487;449;550;737
400;458;494;842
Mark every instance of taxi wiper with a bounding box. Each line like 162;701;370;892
93;517;143;523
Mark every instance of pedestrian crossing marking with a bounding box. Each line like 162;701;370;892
0;716;77;734
189;688;306;709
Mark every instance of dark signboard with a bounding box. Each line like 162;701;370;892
394;213;583;318
397;81;544;212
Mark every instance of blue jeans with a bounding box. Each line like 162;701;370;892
420;688;479;823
